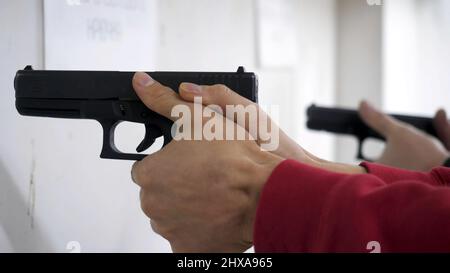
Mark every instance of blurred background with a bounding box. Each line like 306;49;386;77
0;0;449;252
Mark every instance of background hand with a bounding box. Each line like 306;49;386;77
433;109;450;151
359;101;449;171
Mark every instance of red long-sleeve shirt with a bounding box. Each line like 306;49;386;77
253;160;450;253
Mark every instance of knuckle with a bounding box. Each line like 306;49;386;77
131;159;155;187
131;161;144;185
140;193;156;218
150;220;174;240
150;220;161;234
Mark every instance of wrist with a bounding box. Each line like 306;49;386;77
243;148;284;246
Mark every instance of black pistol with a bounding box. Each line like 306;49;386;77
15;65;258;161
306;104;439;160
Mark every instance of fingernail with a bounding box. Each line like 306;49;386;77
135;72;155;87
180;82;202;95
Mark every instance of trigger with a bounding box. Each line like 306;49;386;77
136;124;162;153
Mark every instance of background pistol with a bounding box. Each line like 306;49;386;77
306;104;439;160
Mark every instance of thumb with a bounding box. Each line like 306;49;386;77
358;101;399;138
433;109;450;150
132;72;194;120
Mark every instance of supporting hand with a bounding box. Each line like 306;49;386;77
359;101;449;171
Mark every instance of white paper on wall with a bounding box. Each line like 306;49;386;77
44;0;158;71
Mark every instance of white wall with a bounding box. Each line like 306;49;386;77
383;0;450;115
291;0;337;160
0;0;47;252
157;0;256;71
0;0;337;252
335;0;383;163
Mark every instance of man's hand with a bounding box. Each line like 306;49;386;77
359;101;450;171
130;72;283;252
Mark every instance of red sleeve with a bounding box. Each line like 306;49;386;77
253;159;450;253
